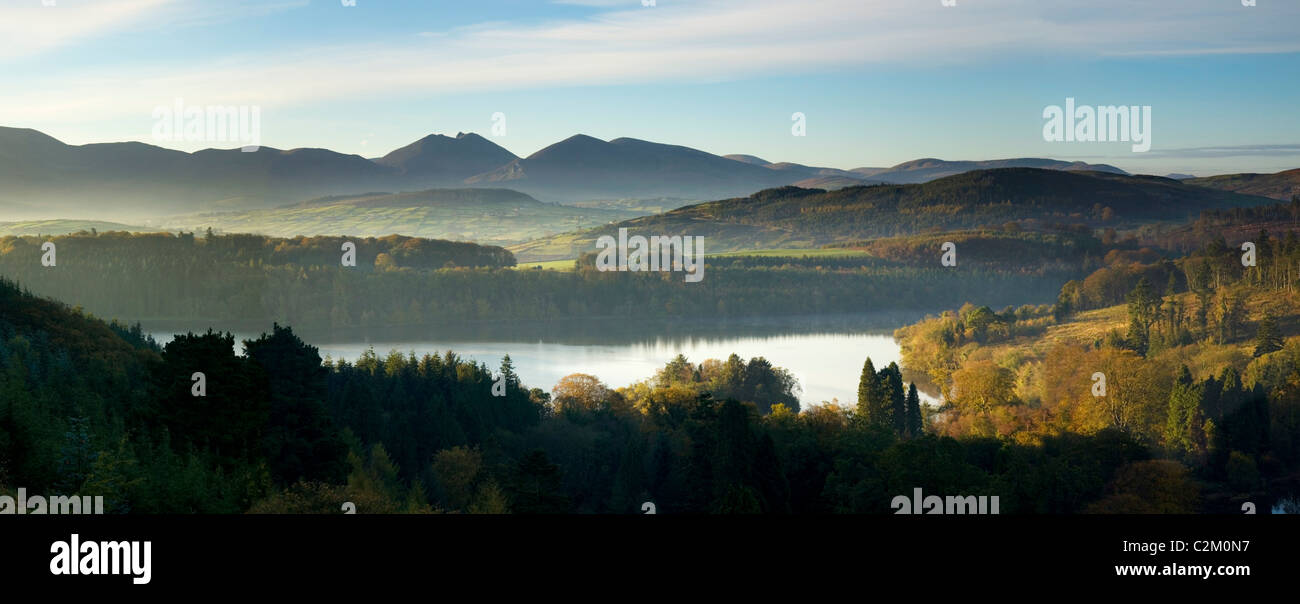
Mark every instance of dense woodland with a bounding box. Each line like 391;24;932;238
0;230;1084;328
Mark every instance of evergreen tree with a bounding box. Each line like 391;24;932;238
244;324;348;486
1164;366;1205;461
856;358;886;427
905;383;923;438
499;354;519;388
1125;277;1160;355
55;416;95;493
884;363;906;436
1253;314;1283;357
507;450;570;514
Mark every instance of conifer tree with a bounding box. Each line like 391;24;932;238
856;358;889;428
884;363;906;436
905;383;923;438
857;357;878;418
1253;314;1283;357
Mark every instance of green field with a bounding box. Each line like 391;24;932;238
510;247;874;270
711;247;872;258
512;258;579;271
0;219;154;236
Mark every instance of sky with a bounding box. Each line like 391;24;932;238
1;0;1298;176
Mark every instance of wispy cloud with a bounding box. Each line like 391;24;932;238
1092;144;1300;160
0;0;312;60
0;0;175;59
2;0;1297;141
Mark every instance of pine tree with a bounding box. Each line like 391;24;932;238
500;354;519;388
905;383;922;438
884;363;906;436
1164;366;1204;460
1253;314;1283;357
856;358;887;428
857;357;877;417
1125;277;1160;355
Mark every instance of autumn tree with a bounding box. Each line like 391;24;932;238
552;373;628;416
951;360;1015;415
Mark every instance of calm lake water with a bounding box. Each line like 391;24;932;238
147;313;939;408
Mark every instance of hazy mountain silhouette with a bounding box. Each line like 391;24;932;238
464;135;795;201
1;126;1265;224
375;132;519;187
0;126;392;218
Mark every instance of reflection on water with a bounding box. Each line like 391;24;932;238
146;313;940;408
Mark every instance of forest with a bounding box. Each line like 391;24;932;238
0;229;1117;329
0;276;1168;514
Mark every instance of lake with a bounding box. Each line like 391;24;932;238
146;313;940;408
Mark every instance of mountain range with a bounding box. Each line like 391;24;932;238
1;126;1135;220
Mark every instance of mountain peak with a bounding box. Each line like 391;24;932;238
375;131;519;181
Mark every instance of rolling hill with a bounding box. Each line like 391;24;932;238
1186;168;1300;201
162;188;639;245
509;168;1277;261
851;158;1128;184
0;219;153;236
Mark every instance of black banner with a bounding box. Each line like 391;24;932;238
2;514;1288;593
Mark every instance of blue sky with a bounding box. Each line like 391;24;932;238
2;0;1298;176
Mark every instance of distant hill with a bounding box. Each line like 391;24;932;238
509;168;1276;261
1164;173;1196;180
792;175;882;190
1186;168;1300;201
0;219;152;236
853;157;1128;184
164;188;639;246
